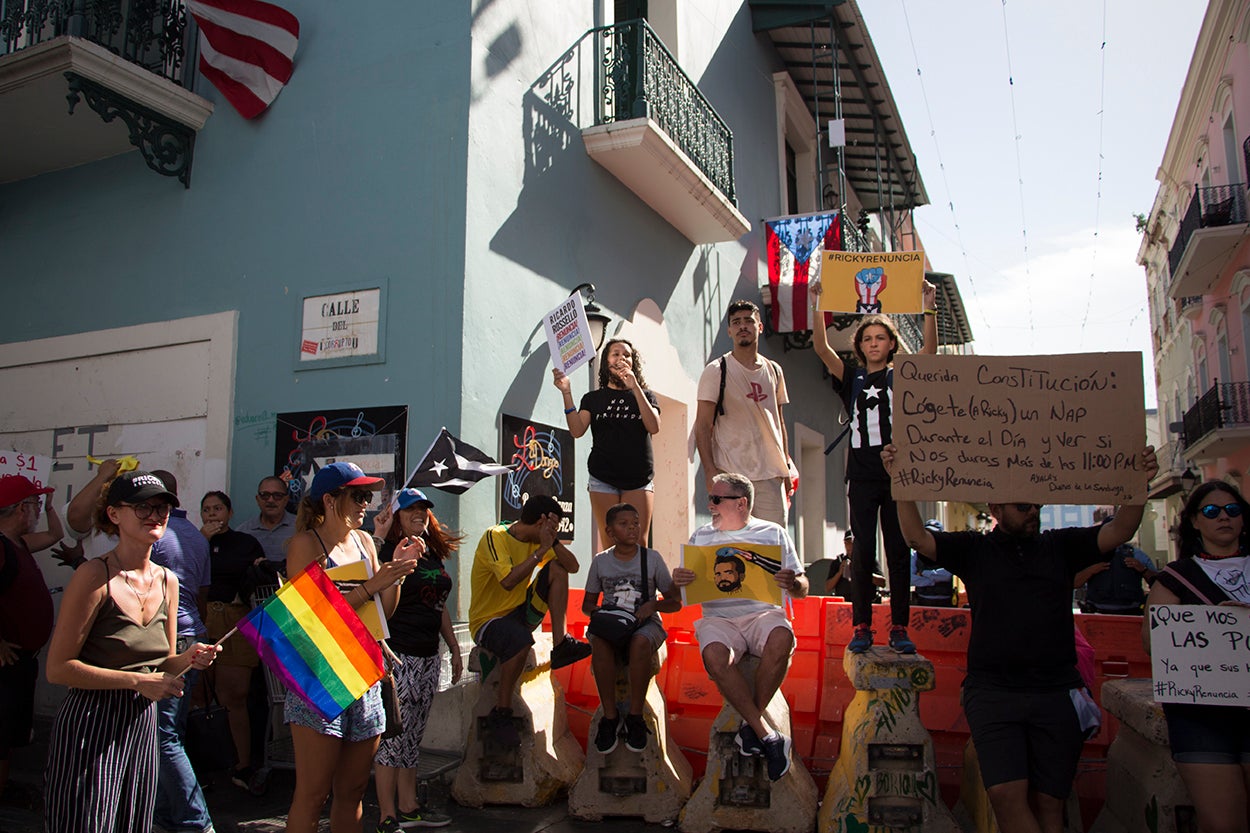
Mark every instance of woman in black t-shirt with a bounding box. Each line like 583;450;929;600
553;338;661;546
369;488;463;830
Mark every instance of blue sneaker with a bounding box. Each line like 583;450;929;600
760;731;792;781
889;627;916;655
736;723;764;756
848;624;874;653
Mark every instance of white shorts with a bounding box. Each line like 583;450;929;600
694;608;794;663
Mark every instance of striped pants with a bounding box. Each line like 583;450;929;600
44;687;159;833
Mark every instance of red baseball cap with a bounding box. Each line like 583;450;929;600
0;475;54;509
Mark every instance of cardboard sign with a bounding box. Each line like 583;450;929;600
543;293;593;375
681;542;784;607
891;353;1146;504
0;451;52;489
1149;604;1250;706
818;250;926;314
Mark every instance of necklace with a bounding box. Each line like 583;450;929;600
1198;550;1244;561
121;566;151;608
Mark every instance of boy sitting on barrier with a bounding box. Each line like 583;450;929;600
582;503;681;754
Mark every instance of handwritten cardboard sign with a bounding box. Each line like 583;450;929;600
891;353;1146;504
818;250;925;314
1149;604;1250;706
0;451;52;489
543;293;593;375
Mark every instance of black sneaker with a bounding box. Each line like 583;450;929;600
550;635;592;669
594;715;620;754
889;627;917;655
735;723;763;756
624;714;649;752
761;731;792;781
486;706;520;747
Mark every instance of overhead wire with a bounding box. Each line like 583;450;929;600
999;0;1035;348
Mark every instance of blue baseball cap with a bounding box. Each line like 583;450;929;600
309;461;383;502
391;487;434;512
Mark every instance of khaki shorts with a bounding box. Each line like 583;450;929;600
206;601;259;668
694;607;793;664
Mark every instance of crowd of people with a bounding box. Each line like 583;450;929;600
0;295;1237;833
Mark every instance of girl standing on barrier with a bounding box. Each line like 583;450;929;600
1144;480;1250;833
370;488;464;832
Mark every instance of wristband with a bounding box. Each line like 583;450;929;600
564;406;576;415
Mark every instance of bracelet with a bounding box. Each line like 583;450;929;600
563;406;576;415
923;309;937;316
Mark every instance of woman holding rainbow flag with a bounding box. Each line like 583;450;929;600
284;462;418;833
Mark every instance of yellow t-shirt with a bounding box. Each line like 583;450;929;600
468;524;551;638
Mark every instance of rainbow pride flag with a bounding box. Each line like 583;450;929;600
238;560;384;721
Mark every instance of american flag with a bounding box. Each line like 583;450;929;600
185;0;300;119
764;211;841;333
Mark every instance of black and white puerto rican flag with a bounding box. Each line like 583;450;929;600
405;428;513;494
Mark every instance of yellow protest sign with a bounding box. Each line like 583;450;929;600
680;543;784;607
818;251;926;314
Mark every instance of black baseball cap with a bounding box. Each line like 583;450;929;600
106;471;180;508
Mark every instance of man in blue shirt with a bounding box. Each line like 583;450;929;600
237;476;297;565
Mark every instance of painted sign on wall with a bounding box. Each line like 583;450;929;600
300;287;382;362
500;414;574;539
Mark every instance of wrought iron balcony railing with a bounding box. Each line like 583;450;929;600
1182;380;1250;449
1;0;191;86
1168;182;1248;276
594;19;736;204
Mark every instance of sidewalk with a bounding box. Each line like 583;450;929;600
0;718;661;833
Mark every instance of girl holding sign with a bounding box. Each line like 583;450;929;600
1145;480;1250;833
811;280;937;654
552;338;661;546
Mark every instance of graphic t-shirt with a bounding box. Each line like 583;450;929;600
580;387;661;490
585;546;673;628
1194;554;1250;604
381;542;453;657
832;366;893;482
687;517;801;619
696;354;789;481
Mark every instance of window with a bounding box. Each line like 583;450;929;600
1198;350;1209;393
1224;112;1241;185
1218;327;1232;384
773;72;818;215
785;141;799;215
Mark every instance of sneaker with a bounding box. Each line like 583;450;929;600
848;624;874;653
624;714;649;752
594;715;620;754
550;635;592;669
377;818;402;833
397;807;452;828
760;731;793;781
735;723;764;756
230;765;257;791
486;706;520;747
889;627;917;655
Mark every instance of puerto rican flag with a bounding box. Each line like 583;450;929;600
764;211;842;333
405;428;514;495
185;0;299;119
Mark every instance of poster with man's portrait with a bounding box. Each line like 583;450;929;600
681;543;784;606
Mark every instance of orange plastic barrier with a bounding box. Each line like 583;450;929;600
551;591;1149;821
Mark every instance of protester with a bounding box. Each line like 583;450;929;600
811;281;938;654
695;300;794;526
44;471;218;833
582;503;680;754
672;473;808;781
1144;480;1250;833
884;443;1157;833
283;463;417;833
238;476;298;565
0;476;57;800
1077;513;1155;614
148;470;215;833
199;489;268;794
370;488;463;832
468;495;590;747
553;337;662;545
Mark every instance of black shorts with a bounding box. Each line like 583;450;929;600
477;564;554;664
962;683;1084;798
1163;701;1250;764
0;651;38;753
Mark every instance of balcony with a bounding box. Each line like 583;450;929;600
1182;381;1250;462
1179;294;1204;320
0;0;212;187
1167;182;1249;298
578;19;749;244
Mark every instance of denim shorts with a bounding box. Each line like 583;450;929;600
1163;701;1250;764
284;681;385;741
587;474;654;494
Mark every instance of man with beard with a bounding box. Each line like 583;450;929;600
881;443;1157;833
695;300;794;526
673;473;807;781
713;553;746;593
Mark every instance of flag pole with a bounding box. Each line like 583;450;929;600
176;627;239;678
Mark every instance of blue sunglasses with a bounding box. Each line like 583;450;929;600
1200;503;1244;520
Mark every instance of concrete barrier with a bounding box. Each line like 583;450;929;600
679;656;819;833
1090;679;1194;833
451;633;584;807
820;648;959;833
568;645;693;822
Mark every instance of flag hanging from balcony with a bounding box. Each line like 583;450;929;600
185;0;300;119
764;211;842;333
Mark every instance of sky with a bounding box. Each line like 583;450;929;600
857;0;1211;409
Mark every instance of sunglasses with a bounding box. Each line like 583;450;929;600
345;489;374;505
124;502;173;520
1200;503;1244;520
708;494;744;504
1012;503;1043;513
257;490;286;501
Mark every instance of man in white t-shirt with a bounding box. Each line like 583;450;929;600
694;300;793;526
673;472;808;781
